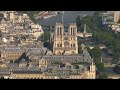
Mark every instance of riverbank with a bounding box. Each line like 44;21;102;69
37;11;95;26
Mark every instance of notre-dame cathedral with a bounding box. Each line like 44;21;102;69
50;23;78;55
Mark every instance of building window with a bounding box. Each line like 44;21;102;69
73;27;75;35
57;44;59;47
73;44;75;47
57;27;59;35
60;27;62;35
71;28;73;35
64;37;68;40
60;44;62;47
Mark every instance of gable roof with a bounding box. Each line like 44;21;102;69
14;52;29;63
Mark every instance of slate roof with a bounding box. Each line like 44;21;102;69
42;55;90;63
14;52;29;63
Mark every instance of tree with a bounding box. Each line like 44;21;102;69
95;59;104;73
78;46;82;54
37;33;44;42
38;32;50;42
86;47;91;54
113;65;120;74
98;72;108;79
89;45;105;76
90;45;102;59
44;31;50;42
76;15;81;27
94;11;100;16
113;51;120;63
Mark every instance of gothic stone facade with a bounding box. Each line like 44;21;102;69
53;23;78;55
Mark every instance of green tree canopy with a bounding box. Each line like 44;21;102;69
78;46;82;54
98;72;108;79
90;45;102;59
37;31;50;42
76;15;81;27
95;58;104;73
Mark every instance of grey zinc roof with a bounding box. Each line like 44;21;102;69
83;50;90;56
43;55;86;63
0;74;10;76
0;68;10;72
8;63;19;69
83;50;91;62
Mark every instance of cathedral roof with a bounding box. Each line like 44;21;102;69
43;55;91;63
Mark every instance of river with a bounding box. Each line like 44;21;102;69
37;11;95;26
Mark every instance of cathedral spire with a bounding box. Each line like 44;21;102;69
101;57;103;63
91;58;95;65
83;23;87;33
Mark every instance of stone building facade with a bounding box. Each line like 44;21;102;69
114;11;120;23
53;23;78;55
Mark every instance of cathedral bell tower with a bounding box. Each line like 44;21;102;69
68;23;78;54
53;23;64;55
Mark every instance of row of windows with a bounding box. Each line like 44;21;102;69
71;44;75;47
46;77;54;79
6;53;21;56
56;31;76;35
16;77;43;79
70;76;81;79
64;37;76;40
57;44;75;47
16;76;56;79
5;53;22;55
71;27;76;35
57;44;62;47
57;27;62;35
7;57;18;58
56;27;76;35
44;56;82;60
16;75;42;77
2;56;19;59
